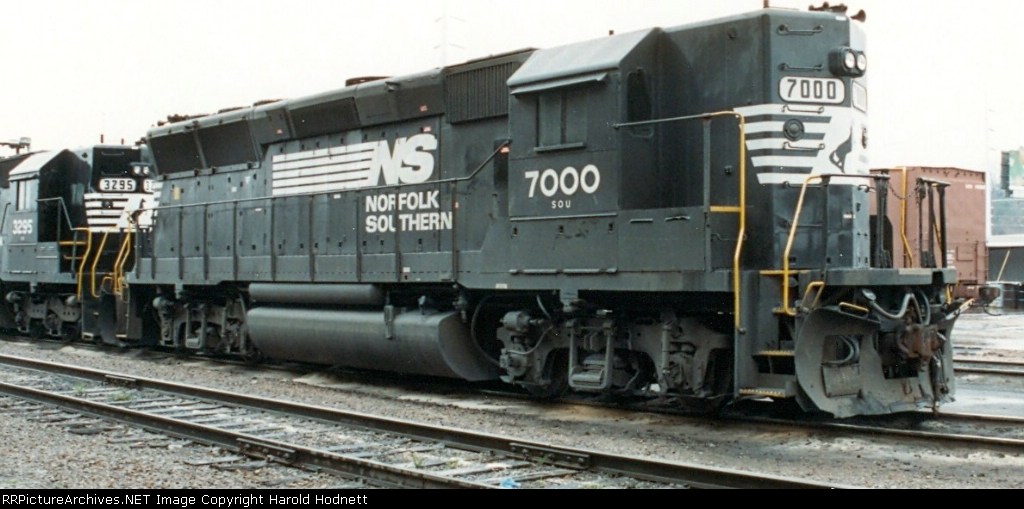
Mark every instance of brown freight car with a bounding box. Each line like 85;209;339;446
870;167;987;299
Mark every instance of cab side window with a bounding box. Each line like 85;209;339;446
537;89;588;150
15;179;37;211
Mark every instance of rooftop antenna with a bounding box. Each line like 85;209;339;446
434;0;465;67
0;137;31;155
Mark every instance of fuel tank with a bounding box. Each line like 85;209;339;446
246;307;499;381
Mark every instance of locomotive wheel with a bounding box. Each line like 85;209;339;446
61;323;81;342
44;312;62;338
240;341;263;365
525;350;569;399
28;320;46;339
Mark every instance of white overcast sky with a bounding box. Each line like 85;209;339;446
1;0;1021;177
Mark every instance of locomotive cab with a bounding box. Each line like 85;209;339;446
507;29;659;220
3;150;91;275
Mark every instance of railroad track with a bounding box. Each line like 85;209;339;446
16;334;1024;395
6;337;1024;470
0;353;836;489
729;404;1024;452
953;357;1024;377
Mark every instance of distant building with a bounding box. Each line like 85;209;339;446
993;148;1024;236
989;149;1024;286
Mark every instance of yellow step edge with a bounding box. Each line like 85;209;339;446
739;388;790;398
754;350;795;357
759;269;811;276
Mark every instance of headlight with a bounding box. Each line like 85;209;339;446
829;47;866;76
844;50;857;71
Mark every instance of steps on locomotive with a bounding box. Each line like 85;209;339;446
568;355;630;390
752;349;795;371
740;351;798;399
565;324;633;391
738;386;796;399
758;269;808;316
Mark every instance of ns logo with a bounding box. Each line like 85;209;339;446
365;133;438;186
270;133;438;195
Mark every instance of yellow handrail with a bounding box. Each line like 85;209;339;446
613;110;747;330
838;301;870;314
695;112;746;330
778;173;878;316
732;115;747;331
74;228;93;299
111;230;133;298
898;167;915;267
778;174;822;316
800;280;826;311
90;231;110;298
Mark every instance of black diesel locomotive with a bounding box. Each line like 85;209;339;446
0;145;156;341
1;8;967;417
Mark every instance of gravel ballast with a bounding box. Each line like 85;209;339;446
0;312;1021;489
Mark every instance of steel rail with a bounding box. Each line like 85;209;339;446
954;358;1024;377
733;409;1024;452
816;420;1024;450
0;380;489;489
0;353;840;489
